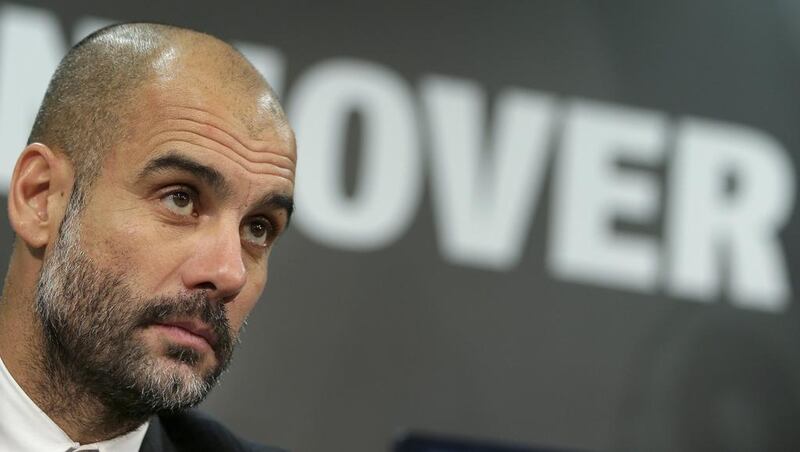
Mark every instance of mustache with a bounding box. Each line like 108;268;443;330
134;292;233;356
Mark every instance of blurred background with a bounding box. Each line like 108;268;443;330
1;1;800;451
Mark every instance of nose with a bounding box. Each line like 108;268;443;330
181;224;247;303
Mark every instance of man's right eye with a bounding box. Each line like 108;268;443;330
162;190;197;217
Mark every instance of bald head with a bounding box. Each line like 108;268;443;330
28;23;287;189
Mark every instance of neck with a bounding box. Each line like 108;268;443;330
30;340;146;443
0;262;145;444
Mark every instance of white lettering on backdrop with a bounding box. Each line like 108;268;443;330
667;119;795;312
550;100;667;293
421;76;556;270
0;3;794;312
290;59;421;249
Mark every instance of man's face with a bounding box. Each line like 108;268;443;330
35;77;295;414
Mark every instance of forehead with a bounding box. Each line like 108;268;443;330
114;81;296;197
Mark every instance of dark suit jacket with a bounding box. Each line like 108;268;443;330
139;409;285;452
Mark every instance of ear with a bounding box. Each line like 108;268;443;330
7;143;74;249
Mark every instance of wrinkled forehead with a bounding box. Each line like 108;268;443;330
106;77;296;200
96;40;297;192
145;41;292;135
138;69;293;147
163;63;290;133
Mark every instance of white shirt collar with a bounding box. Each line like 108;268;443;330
0;354;149;452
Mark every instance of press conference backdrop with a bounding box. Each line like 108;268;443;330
1;1;799;451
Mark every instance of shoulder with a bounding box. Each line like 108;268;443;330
146;409;286;452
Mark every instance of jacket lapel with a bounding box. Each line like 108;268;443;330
138;415;176;452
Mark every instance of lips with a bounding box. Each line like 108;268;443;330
154;319;218;347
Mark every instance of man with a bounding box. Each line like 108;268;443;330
0;22;295;451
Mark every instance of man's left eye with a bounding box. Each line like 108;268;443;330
242;219;272;247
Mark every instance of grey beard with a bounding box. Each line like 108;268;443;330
33;184;236;421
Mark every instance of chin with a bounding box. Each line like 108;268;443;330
126;351;216;412
120;335;220;407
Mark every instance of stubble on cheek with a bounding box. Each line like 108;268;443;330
92;226;237;379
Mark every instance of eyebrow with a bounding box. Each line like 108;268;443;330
254;193;295;227
138;152;231;197
137;151;294;224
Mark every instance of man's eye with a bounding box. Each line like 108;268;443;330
242;219;272;247
162;190;196;216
